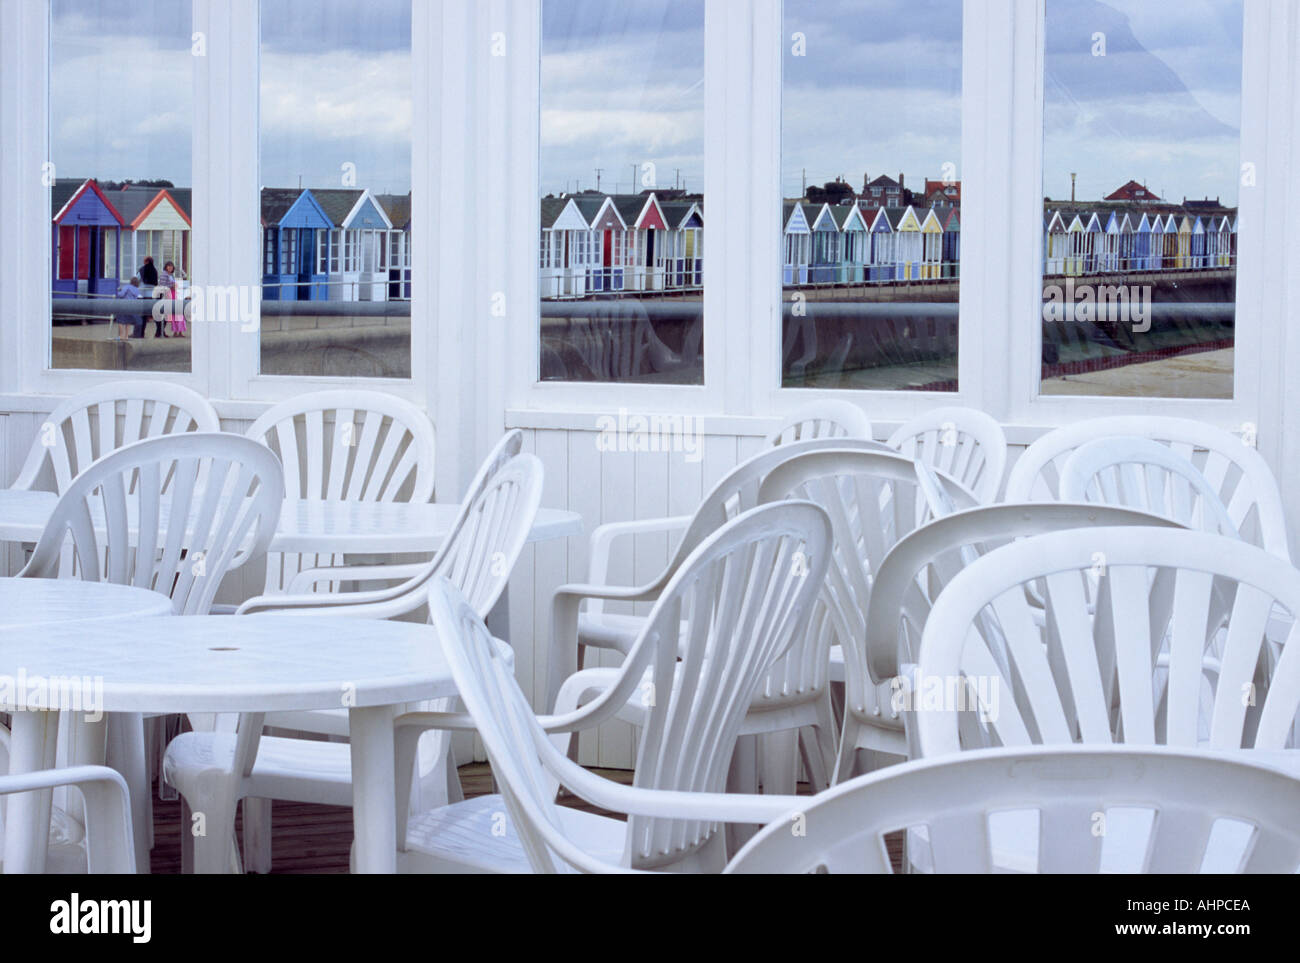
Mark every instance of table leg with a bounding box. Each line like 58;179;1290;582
105;713;150;873
348;704;397;874
5;710;60;874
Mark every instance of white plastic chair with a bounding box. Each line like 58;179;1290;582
551;436;896;713
765;400;872;446
18;432;283;871
394;502;831;872
244;390;436;595
19;432;283;615
913;527;1300;758
725;745;1300;874
1059;437;1239;537
842;502;1180;782
10;380;219;493
0;766;137;874
1004;416;1290;560
886;406;1008;503
162;451;544;874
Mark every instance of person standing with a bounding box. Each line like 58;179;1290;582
115;275;142;340
163;261;186;337
140;256;165;337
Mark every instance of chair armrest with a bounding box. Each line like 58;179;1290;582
0;765;136;873
236;585;424;617
286;562;429;594
548;581;664;710
587;515;692;583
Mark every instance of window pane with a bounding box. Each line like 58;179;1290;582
539;1;704;384
1039;0;1241;399
50;0;193;371
781;0;961;390
259;0;412;378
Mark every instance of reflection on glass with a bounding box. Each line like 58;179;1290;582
781;0;961;390
50;0;193;371
1040;0;1241;399
539;0;704;384
259;0;412;378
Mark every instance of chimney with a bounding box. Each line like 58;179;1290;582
864;172;870;192
898;172;905;190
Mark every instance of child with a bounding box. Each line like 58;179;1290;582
115;276;142;340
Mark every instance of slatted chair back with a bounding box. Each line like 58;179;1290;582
765;400;872;447
887;406;1008;503
20;433;282;616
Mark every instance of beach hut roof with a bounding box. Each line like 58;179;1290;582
375;192;412;229
51;178;124;225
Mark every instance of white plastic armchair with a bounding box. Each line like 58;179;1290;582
244;389;436;595
886;406;1008;503
10;380;219;493
764;400;872;446
19;432;283;615
1059;437;1239;537
164;450;544;874
0;766;137;873
237;429;524;618
550;436;896;712
388;577;808;874
752;448;979;780
850;502;1182;779
1004;415;1289;560
914;527;1300;758
725;745;1300;874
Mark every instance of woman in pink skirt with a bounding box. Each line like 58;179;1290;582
161;261;186;337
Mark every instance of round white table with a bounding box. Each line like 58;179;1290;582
0;577;173;629
0;488;582;554
1;614;456;875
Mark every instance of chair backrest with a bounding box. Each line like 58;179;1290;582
20;433;283;615
724;746;1300;873
865;502;1183;683
914;528;1300;757
765;400;872;447
887;406;1008;503
1004;416;1289;560
246;390;434;593
245;389;434;503
1060;437;1239;537
12;381;220;492
425;576;624;874
755;449;979;716
581;502;833;869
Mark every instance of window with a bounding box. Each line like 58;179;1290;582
259;0;412;376
1039;0;1242;399
49;0;193;368
538;0;705;384
781;0;962;390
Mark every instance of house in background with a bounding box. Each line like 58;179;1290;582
313;188;394;301
858;173;905;211
261;188;331;301
375;192;412;300
1105;179;1160;202
51;178;123;298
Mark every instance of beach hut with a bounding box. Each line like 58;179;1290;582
585;195;629;292
51;178;124;298
1044;210;1067;275
920;207;945;280
540;195;591;298
1161;213;1180;270
106;186;192;288
808;204;841;284
1217;215;1233;267
1133;213;1153;271
375;192;411;300
892;206;923;280
1176;214;1193;269
941;207;960;278
1190;216;1206;269
659;199;703;289
783;202;811;285
831;204;868;283
313;189;394;301
260;188;331;301
1063;213;1085;276
1102;211;1122;272
1083;211;1103;274
867;207;896;281
612;193;670;292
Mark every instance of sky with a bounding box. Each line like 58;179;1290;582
50;0;1242;207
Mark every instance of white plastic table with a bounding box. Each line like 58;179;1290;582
0;488;581;554
0;577;173;629
0;614;456;874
